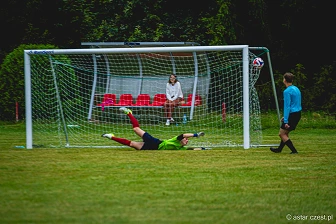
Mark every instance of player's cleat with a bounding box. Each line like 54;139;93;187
101;133;114;139
165;119;170;126
196;132;205;137
119;107;132;114
290;151;298;154
270;147;281;153
192;147;210;150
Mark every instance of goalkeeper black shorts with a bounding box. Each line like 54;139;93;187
141;132;163;150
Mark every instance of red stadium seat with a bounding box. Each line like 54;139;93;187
97;93;116;106
150;94;166;106
115;94;133;106
180;94;202;106
133;94;151;106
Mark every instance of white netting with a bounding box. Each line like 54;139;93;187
28;47;262;148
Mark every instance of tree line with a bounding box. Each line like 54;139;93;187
0;0;335;120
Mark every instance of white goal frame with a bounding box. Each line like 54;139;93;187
24;45;251;149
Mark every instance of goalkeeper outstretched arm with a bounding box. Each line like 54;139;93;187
179;132;205;139
177;132;207;150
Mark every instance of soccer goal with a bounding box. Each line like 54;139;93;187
24;44;270;149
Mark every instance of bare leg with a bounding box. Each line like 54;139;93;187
129;141;145;150
164;100;173;118
279;128;289;142
170;100;178;117
164;100;180;120
270;128;288;153
133;126;145;138
279;128;297;153
274;128;297;153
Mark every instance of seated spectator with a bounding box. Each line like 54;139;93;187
164;74;183;125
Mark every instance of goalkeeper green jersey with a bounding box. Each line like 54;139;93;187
158;136;187;150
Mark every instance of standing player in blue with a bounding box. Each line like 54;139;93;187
270;72;302;154
102;107;206;150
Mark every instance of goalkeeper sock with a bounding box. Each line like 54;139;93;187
285;139;298;153
127;113;139;128
112;136;131;146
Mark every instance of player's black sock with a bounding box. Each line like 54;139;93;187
270;140;285;153
277;140;285;152
285;139;298;153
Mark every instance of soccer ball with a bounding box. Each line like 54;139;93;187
252;57;264;69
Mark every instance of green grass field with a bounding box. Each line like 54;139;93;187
1;113;336;223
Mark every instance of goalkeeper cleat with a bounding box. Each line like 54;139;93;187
101;133;114;139
165;119;170;126
119;107;132;114
197;132;205;137
193;147;211;150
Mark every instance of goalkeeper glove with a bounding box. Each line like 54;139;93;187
194;132;205;137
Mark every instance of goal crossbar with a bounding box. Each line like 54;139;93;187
25;45;248;54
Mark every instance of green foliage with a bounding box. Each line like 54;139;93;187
0;44;58;120
260;63;335;113
311;65;336;112
289;64;309;110
201;0;235;45
261;111;336;130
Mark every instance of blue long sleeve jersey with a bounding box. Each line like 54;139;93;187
283;85;302;123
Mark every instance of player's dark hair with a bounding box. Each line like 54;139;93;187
168;74;178;84
177;134;184;141
283;72;294;83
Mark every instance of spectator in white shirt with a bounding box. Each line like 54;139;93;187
164;74;184;125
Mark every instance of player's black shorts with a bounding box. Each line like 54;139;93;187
281;111;301;131
141;132;163;150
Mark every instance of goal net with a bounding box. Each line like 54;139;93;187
24;45;264;149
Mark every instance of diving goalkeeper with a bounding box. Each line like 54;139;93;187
102;107;206;150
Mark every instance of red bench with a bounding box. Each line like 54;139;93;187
180;94;202;107
96;93;202;109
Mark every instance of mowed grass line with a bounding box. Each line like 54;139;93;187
0;123;335;223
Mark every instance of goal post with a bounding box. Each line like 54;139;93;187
24;45;264;149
